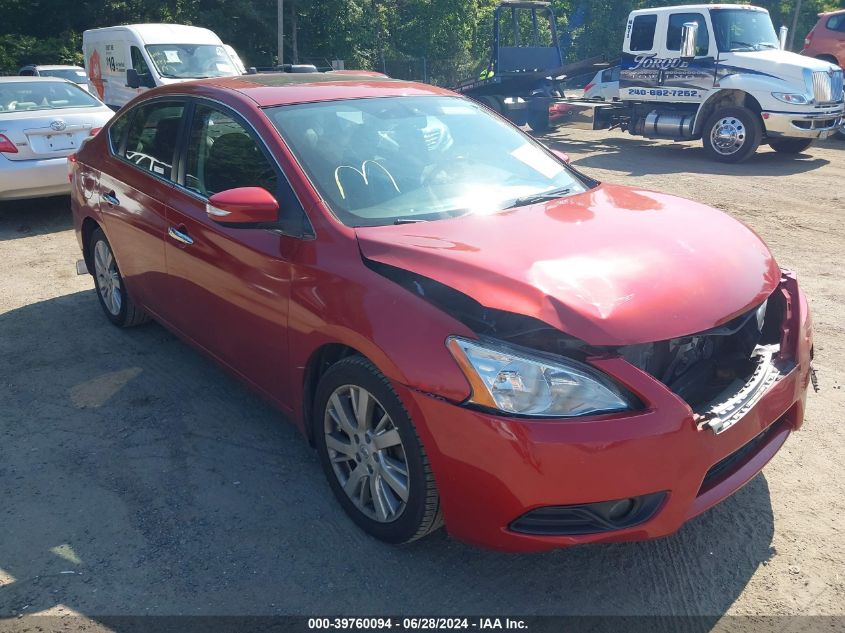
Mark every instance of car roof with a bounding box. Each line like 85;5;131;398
161;72;455;107
83;23;220;45
22;64;85;70
0;76;77;84
629;4;768;16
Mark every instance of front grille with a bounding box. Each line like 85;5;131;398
812;70;843;104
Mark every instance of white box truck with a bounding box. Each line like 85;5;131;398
83;24;241;109
553;4;844;162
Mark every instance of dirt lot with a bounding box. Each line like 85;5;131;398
1;130;843;626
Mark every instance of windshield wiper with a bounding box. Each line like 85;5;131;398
394;218;428;224
505;187;573;209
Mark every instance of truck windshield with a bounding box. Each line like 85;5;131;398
266;96;587;227
145;44;238;79
711;9;779;52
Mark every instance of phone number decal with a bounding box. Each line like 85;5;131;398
627;88;700;97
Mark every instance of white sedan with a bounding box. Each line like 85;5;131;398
0;77;114;201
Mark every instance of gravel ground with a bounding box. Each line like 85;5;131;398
0;130;843;626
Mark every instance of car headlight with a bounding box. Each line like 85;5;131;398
446;337;633;418
772;92;810;105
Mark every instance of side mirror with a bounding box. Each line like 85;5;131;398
779;26;789;50
126;68;140;89
550;148;571;164
680;22;698;61
206;187;279;225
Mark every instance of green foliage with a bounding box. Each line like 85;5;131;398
1;0;842;78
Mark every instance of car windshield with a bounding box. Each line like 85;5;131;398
0;81;100;112
266;96;587;227
711;9;779;52
145;44;238;79
39;68;88;82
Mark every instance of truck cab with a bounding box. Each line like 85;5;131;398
616;4;843;161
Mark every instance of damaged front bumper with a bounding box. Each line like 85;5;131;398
395;273;813;552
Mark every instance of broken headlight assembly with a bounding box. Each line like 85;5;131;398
447;337;634;418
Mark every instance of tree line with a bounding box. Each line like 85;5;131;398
1;0;841;84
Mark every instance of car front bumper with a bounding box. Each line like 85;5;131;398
0;154;71;201
397;277;813;552
763;106;844;139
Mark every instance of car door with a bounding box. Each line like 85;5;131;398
660;10;712;103
161;99;303;404
98;98;186;317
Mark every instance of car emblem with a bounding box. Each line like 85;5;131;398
50;119;67;131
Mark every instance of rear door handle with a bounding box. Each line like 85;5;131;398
102;191;119;206
168;226;194;245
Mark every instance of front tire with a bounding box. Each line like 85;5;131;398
89;228;149;328
313;356;442;544
702;106;762;163
769;138;814;154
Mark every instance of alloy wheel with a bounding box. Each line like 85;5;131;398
710;117;747;156
323;385;410;523
93;240;122;316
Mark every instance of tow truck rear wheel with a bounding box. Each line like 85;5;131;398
702;106;762;163
769;138;814;154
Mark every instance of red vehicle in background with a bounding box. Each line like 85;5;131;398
802;9;845;68
69;74;813;552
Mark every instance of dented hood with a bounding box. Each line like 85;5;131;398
355;184;780;346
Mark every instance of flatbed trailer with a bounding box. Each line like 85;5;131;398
454;1;609;132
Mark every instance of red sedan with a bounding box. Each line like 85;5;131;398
69;73;813;552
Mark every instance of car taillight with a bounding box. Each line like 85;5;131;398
89;127;102;136
804;30;814;49
0;134;18;154
67;153;77;182
584;82;595;94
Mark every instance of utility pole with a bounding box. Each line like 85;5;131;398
788;0;802;51
277;0;285;66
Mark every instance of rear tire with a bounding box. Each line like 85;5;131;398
527;110;550;134
313;356;442;544
89;228;150;328
701;106;762;163
769;138;814;154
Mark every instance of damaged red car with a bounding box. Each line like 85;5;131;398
70;74;814;552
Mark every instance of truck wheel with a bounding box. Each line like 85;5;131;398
527;111;550;134
702;107;762;163
769;138;813;154
477;96;503;114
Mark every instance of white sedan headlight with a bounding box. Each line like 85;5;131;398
447;337;633;418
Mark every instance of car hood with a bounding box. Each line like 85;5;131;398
355;184;780;346
724;49;837;84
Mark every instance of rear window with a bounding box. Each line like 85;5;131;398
39;68;88;82
827;14;845;32
0;81;100;112
630;14;658;52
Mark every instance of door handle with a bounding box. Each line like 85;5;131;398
168;226;194;245
102;191;119;206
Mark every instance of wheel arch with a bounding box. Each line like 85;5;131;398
80;216;102;274
694;89;763;136
301;343;365;446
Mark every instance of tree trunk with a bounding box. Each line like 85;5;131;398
291;2;299;64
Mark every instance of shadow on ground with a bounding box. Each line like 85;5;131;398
0;196;72;242
540;131;831;178
0;288;777;626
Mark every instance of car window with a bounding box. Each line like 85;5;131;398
0;80;100;112
123;101;185;180
827;14;845;32
130;46;152;76
185;104;277;198
39;68;88;82
630;14;657;52
266;96;587;227
667;12;710;55
108;111;133;155
19;68;36;76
